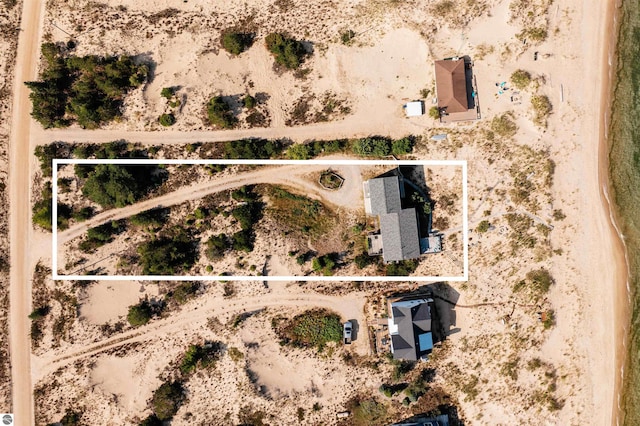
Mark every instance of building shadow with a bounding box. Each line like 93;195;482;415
429;282;461;339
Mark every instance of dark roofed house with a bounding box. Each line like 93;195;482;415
434;57;479;123
388;297;435;361
363;174;420;263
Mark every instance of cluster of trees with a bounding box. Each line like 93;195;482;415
286;136;414;160
137;230;198;275
228;186;263;253
222;138;283;159
265;33;308;69
352;136;414;157
25;43;148;129
80;163;165;208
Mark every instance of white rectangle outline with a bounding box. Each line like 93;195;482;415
52;159;468;282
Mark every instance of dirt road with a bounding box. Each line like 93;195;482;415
31;113;421;145
8;1;46;424
58;163;363;247
32;283;368;381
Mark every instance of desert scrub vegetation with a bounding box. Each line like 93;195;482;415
347;397;389;426
221;32;254;55
265;33;308;70
179;342;223;375
512;268;554;300
487;113;517;140
25;43;148;128
272;308;342;350
340;29;356;45
206;96;237;128
510;69;532;89
510;0;553;44
531;94;553;126
126;299;155;326
264;186;335;241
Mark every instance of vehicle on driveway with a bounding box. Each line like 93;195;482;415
343;321;353;344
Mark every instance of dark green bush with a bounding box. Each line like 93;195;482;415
159;113;176;127
243;94;257;109
205;234;230;260
151;381;184;421
81;164;164;208
265;33;308;69
139;414;162;426
232;229;254;252
179;342;223;375
127;300;153;326
130;207;169;230
161;87;175;99
221;32;254;55
274;309;342;350
137;235;198;275
207;96;237;129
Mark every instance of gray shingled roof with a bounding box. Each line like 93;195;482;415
391;301;433;361
379;208;421;262
366;176;402;216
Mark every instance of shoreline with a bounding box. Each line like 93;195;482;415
596;0;630;425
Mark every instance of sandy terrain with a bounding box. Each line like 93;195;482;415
7;0;623;425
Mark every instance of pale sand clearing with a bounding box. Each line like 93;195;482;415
80;281;159;324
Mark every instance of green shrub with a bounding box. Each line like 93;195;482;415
490;113;517;138
243;94;257;109
28;305;50;320
221;32;254;55
232;229;254;252
391;137;414;156
223;138;283;159
510;69;532;89
205;234;230;260
137;232;198;275
355;253;373;269
531;95;552;126
139;414;163;426
265;33;308;69
275;309;343;350
159;113;176;127
286;143;312;160
207;96;237;129
166;282;200;305
428;106;440;119
386;259;418;276
476;220;491;233
72;206;94;222
151;381;184;421
130;207;168;230
161;87;175;99
127;300;153;326
180;342;222;375
352;137;391;157
340;29;356;45
350;399;388;426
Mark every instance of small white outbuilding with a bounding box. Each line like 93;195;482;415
404;101;424;117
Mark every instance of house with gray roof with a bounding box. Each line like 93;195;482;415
363;174;421;263
390;414;450;426
387;297;435;361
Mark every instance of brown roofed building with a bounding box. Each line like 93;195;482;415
434;57;479;122
435;59;468;113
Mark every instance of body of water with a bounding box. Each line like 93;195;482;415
609;1;640;424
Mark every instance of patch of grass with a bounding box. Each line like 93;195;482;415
476;220;490;233
273;308;343;350
531;94;552;126
265;186;335;240
348;398;389;426
490;113;517;138
510;69;532;90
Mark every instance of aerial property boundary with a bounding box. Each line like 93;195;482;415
51;158;468;282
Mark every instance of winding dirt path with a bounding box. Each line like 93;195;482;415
8;1;46;424
32;286;368;381
58;163;362;246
